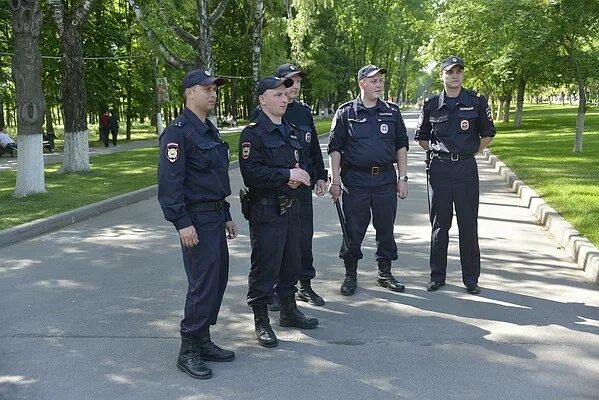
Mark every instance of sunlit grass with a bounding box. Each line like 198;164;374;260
0;118;332;231
491;103;599;246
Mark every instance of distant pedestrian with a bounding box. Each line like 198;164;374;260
109;111;119;146
0;124;17;157
99;111;110;147
415;56;496;295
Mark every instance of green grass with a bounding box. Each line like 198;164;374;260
491;103;599;246
0;118;330;231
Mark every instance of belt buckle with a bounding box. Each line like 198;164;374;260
371;166;380;174
450;153;459;162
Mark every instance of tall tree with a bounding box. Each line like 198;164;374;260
128;0;230;71
48;0;97;172
10;0;46;197
252;0;264;87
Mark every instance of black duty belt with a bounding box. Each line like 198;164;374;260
432;152;474;161
343;162;393;175
254;197;294;208
187;200;224;212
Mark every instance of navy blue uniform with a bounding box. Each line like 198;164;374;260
328;97;409;262
414;88;496;285
282;100;326;280
158;108;232;338
239;111;305;307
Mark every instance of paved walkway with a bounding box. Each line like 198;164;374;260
1;112;597;400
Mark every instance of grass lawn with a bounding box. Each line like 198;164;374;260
491;103;599;246
0;119;333;231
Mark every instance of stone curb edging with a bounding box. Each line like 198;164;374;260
481;149;599;283
0;160;241;249
0;185;158;249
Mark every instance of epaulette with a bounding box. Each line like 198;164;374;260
246;122;257;128
339;100;353;109
296;100;312;111
464;88;481;97
424;94;439;103
172;116;188;128
383;101;400;110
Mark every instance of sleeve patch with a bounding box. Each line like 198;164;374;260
486;107;493;122
241;142;251;159
166;143;179;162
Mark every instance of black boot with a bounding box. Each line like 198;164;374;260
268;293;280;312
198;335;235;362
177;336;212;379
253;306;278;348
340;260;358;296
376;260;405;292
297;280;325;306
279;294;318;329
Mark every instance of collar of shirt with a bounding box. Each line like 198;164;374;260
437;88;473;110
353;96;384;114
182;108;219;139
257;110;290;139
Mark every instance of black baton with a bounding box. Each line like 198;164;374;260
334;199;350;249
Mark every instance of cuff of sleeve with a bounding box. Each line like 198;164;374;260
481;129;496;137
282;168;291;182
173;215;193;231
224;201;232;222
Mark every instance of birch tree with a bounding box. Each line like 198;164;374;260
10;0;46;197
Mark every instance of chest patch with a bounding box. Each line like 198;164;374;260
460;120;470;131
241;142;251;159
166;143;179;163
305;132;311;143
380;123;389;134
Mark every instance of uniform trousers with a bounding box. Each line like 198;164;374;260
428;157;480;285
297;186;316;281
180;209;229;337
247;201;300;307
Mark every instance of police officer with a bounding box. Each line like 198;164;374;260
328;65;409;296
240;76;319;348
158;69;237;379
414;56;496;295
274;63;327;308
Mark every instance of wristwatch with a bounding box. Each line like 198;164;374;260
398;175;409;182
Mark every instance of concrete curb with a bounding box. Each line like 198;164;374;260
0;160;241;249
482;149;599;283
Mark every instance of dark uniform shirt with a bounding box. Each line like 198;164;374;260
158;108;232;230
328;96;409;170
251;101;326;184
239;110;305;198
414;88;496;153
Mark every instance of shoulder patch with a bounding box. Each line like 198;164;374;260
424;94;440;103
464;88;480;97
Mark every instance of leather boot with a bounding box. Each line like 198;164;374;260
377;260;405;292
340;260;358;296
268;293;280;312
279;294;318;329
198;335;235;362
253;305;278;348
177;336;212;379
297;280;325;306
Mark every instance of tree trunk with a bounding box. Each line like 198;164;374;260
503;93;512;123
196;0;212;69
514;76;526;128
573;84;586;153
0;95;5;128
60;23;90;172
252;0;264;88
11;0;46;197
496;100;503;122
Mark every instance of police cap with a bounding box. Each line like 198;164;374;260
357;64;386;81
276;63;306;78
255;76;294;96
182;69;225;90
441;56;464;71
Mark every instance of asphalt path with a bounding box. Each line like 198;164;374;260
1;112;597;400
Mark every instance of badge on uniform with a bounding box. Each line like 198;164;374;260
380;123;389;134
242;142;251;159
166;143;179;162
305;132;311;143
294;150;299;161
460;120;470;131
